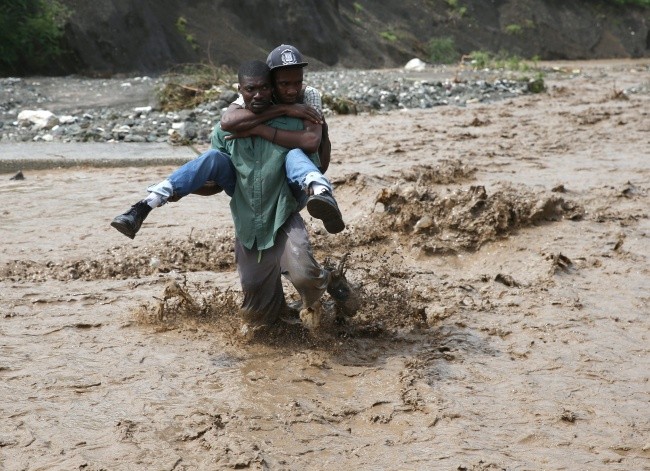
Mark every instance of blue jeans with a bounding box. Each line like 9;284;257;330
285;148;333;209
147;149;236;201
148;148;331;205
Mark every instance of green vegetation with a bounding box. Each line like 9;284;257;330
504;24;523;35
527;74;546;94
427;37;460;64
0;0;70;75
175;16;199;51
348;1;364;25
504;19;535;35
466;51;490;69
465;50;539;72
380;31;398;42
445;0;467;17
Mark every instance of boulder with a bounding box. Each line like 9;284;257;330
404;58;427;71
17;110;60;130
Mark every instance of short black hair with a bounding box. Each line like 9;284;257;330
238;60;271;83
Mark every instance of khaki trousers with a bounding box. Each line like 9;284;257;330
235;212;329;326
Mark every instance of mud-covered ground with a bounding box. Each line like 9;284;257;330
1;60;649;470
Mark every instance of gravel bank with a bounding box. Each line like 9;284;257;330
1;66;551;146
2;63;647;147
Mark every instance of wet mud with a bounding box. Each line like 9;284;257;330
1;61;649;470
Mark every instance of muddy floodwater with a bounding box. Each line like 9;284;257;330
1;61;649;470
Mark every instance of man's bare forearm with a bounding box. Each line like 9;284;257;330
220;104;289;132
228;122;321;154
253;124;321;154
221;103;322;132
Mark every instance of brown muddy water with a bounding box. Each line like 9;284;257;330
1;60;649;470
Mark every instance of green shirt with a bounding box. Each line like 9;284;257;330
212;116;320;251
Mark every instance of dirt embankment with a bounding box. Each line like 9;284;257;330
51;0;650;76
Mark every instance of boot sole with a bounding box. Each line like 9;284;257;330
307;197;345;234
110;219;136;239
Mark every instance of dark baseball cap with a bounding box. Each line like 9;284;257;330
266;44;308;70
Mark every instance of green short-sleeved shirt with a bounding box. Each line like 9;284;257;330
212;116;320;251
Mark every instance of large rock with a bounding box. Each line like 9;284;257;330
17;110;60;130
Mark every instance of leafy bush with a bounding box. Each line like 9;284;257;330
0;0;70;75
427;37;460;64
466;50;491;69
380;31;398;41
504;24;523;35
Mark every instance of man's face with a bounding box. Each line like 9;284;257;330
239;76;273;113
272;67;304;105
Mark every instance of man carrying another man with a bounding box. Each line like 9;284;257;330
111;44;344;239
215;59;334;328
114;58;358;330
222;44;342;234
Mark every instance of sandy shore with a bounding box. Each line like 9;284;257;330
1;60;649;470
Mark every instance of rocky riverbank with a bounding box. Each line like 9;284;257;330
0;64;585;146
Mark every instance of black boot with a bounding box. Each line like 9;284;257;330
110;200;152;239
306;190;345;234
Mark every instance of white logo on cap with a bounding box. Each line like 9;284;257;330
280;49;298;65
